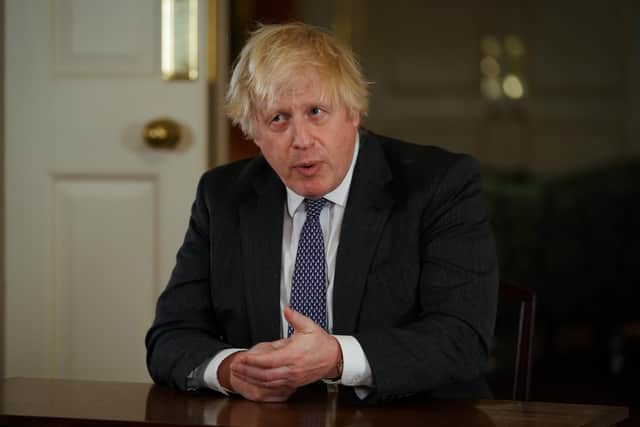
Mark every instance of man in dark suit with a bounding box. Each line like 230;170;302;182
146;22;498;403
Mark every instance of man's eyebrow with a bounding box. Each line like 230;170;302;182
261;105;287;116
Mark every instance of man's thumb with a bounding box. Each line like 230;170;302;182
284;307;315;333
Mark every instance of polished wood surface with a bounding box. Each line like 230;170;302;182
0;378;629;426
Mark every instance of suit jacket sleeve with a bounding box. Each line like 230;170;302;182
145;172;230;390
354;154;498;403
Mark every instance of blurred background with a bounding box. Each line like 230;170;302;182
3;0;639;421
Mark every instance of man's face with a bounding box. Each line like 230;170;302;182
253;70;360;199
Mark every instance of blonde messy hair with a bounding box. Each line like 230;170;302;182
225;22;369;139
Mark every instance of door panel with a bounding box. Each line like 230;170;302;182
53;0;157;76
52;178;156;381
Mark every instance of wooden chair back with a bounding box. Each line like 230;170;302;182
498;281;536;401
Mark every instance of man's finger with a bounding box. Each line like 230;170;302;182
240;347;291;369
246;339;288;355
231;363;292;388
230;372;297;402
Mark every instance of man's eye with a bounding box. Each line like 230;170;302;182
271;114;284;123
310;107;322;116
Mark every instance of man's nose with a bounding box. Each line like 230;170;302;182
292;118;313;148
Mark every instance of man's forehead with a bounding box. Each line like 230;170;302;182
260;68;331;102
259;85;334;113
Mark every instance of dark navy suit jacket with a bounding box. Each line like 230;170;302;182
146;129;498;403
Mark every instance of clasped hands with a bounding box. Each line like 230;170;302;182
218;307;343;402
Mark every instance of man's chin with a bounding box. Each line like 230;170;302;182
289;180;332;199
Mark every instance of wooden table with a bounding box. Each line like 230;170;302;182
0;378;629;426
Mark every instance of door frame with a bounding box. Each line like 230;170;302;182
0;0;6;381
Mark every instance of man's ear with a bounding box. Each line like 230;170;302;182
351;111;361;128
252;124;263;149
250;115;263;148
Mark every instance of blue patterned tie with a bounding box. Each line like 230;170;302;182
288;198;328;336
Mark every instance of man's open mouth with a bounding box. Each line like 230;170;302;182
294;162;320;176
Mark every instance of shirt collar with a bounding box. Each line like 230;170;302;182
286;133;360;217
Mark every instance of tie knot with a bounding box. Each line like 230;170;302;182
304;198;327;219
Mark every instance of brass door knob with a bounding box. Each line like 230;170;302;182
143;118;181;149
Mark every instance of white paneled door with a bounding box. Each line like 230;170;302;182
5;0;208;382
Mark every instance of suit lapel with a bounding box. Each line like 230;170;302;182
333;132;394;334
239;159;285;343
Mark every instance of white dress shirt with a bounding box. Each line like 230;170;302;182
203;136;373;397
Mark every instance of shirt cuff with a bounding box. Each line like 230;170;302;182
332;335;374;388
203;348;246;395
